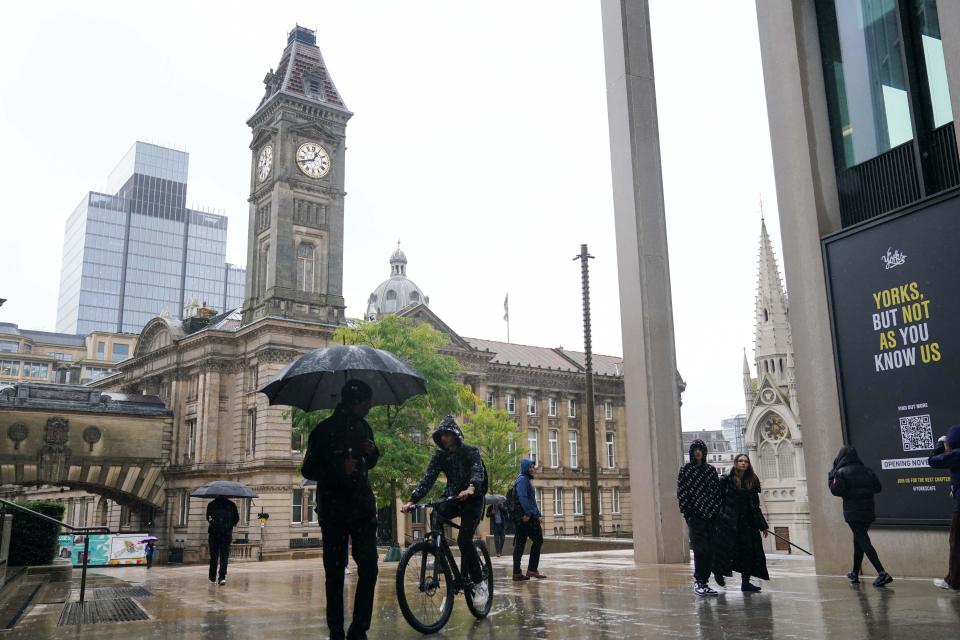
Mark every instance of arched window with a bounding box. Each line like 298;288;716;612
296;243;315;293
410;291;420;303
759;442;777;480
258;243;270;295
779;358;784;373
764;361;769;373
385;289;397;301
763;308;769;322
778;440;796;478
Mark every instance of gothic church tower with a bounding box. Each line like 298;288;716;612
742;218;810;555
243;26;351;325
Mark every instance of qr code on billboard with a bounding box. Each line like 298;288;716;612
900;414;934;451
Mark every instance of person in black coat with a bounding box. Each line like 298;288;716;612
714;454;769;592
829;446;893;587
677;438;723;596
486;500;507;557
206;496;239;585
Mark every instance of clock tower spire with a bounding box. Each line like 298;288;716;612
242;25;352;325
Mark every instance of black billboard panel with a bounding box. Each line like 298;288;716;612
823;190;960;526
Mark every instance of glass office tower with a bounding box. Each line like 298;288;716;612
56;142;246;335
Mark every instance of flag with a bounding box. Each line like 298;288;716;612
503;292;509;322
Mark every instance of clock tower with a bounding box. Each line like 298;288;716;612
242;25;352;325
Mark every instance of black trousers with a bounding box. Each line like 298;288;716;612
491;521;506;555
321;519;379;638
208;533;231;582
687;516;715;583
436;497;484;583
512;519;543;573
849;522;885;574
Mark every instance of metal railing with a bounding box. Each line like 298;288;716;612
0;498;110;604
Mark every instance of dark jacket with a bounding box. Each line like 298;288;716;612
515;458;541;518
829;446;881;524
206;497;239;536
928;425;960;513
677;439;721;520
714;471;769;580
409;428;486;504
486;502;506;525
305;407;380;525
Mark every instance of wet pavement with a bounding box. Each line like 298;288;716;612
10;550;960;639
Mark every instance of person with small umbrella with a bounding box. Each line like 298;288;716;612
141;536;158;569
206;496;239;585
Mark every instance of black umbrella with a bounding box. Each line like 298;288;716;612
191;481;258;499
258;344;427;412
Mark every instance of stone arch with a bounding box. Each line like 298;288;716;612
135;316;185;358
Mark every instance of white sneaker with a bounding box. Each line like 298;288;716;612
217;578;226;585
693;582;718;597
471;581;489;608
934;579;959;591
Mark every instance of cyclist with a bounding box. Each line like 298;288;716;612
402;415;488;605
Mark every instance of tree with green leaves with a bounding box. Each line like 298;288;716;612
460;401;525;497
291;315;470;542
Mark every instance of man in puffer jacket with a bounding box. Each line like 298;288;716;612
829;446;892;587
402;416;488;604
677;439;723;596
928;424;960;590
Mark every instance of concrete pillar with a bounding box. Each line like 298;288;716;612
601;0;686;564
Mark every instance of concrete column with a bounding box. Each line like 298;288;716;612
601;0;686;564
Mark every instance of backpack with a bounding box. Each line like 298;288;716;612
505;480;523;522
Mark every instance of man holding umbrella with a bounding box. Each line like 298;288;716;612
303;380;380;640
207;496;239;585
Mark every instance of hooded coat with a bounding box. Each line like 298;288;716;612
677;439;721;520
829;446;881;523
928;425;960;513
713;469;769;580
409;418;487;504
515;458;541;518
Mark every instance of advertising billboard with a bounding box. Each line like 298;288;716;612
56;533;148;566
823;190;960;525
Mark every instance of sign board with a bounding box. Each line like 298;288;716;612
823;189;960;525
56;533;148;566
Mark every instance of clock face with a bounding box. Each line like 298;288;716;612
296;142;331;178
257;145;273;182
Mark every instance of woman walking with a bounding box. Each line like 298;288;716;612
715;454;769;592
829;446;893;587
928;426;960;590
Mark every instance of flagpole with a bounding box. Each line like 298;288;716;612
504;292;510;343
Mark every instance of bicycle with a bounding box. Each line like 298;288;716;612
396;496;494;634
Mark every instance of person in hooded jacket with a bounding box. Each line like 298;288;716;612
206;496;239;585
928;424;960;590
829;446;892;587
402;416;489;604
714;454;770;592
511;458;547;581
676;439;723;596
303;379;380;640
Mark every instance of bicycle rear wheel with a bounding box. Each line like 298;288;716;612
465;538;494;618
396;541;454;634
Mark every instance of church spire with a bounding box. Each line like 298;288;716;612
754;219;792;383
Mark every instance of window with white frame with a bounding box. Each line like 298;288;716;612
605;431;616;468
248;408;257;456
178;491;189;527
573;487;584;515
306;490;316;523
598;488;603;515
527;395;537;415
242;498;251;525
612;487;621;514
568;399;576;418
291;415;303;451
296;242;316;293
553;488;564;515
186;419;197;461
548;430;559;468
568;430;579;468
536;487;544;512
548;397;557;417
604;401;613;420
527;428;539;465
411;506;424;524
291;489;304;524
485;391;495;408
506;394;516;414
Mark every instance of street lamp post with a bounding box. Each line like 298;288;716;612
574;244;601;538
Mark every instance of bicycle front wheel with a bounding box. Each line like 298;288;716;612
465;538;494;618
396;541;454;634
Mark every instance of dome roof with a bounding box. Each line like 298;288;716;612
366;243;428;320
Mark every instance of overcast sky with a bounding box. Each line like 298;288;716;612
0;1;783;432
